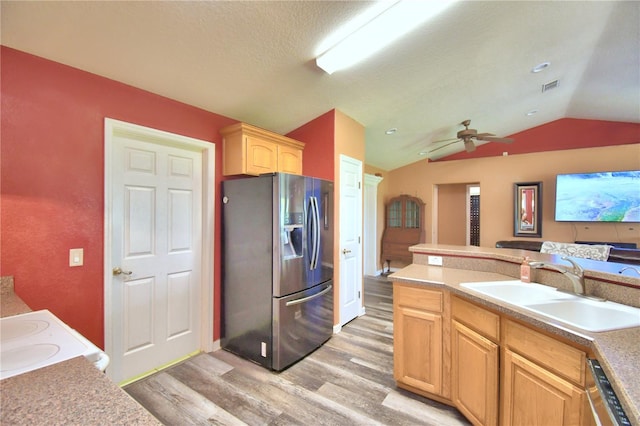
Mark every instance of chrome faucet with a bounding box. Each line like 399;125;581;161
529;256;585;296
619;266;640;276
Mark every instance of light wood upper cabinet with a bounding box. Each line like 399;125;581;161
277;143;303;175
221;122;304;176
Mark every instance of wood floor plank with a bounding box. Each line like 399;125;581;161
168;360;283;424
126;276;470;426
317;381;451;426
126;372;246;426
383;389;468;426
221;367;357;426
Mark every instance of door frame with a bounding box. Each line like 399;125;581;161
466;184;480;246
103;118;215;380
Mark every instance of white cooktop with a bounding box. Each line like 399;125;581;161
0;309;105;380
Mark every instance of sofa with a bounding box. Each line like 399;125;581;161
495;240;640;265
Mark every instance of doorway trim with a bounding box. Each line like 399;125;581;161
466;184;480;246
103;118;215;380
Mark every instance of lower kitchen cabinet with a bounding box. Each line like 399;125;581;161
502;318;593;426
393;284;595;425
452;295;499;426
452;320;499;426
393;283;449;400
502;348;589;426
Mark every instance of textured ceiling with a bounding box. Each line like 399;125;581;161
1;1;639;171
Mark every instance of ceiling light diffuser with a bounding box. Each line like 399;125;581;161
316;0;458;74
531;62;550;73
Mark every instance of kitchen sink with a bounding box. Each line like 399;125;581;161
461;280;574;305
460;280;640;332
525;299;640;332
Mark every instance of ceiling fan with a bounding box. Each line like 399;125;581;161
429;120;514;154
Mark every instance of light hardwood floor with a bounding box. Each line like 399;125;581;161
125;276;469;425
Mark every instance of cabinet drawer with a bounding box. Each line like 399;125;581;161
504;319;586;385
452;296;500;342
394;284;443;312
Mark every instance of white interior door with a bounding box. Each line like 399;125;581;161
105;119;214;384
364;174;383;276
339;155;363;326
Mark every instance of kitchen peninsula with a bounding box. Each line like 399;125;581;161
390;244;640;426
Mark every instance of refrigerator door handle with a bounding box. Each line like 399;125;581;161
309;196;320;270
314;195;321;269
285;284;333;306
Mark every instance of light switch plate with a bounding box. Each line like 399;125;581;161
428;255;443;266
69;248;84;267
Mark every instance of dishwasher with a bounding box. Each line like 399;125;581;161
586;358;631;426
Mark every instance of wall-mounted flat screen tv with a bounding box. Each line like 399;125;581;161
555;170;640;222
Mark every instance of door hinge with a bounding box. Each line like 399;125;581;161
358;291;361;299
358;181;361;189
358;236;361;244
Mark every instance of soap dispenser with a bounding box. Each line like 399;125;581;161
520;257;531;283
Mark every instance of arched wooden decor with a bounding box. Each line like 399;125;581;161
381;195;426;273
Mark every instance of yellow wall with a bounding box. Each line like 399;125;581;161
379;144;640;257
333;110;366;324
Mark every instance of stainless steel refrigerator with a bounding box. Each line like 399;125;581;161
221;173;334;371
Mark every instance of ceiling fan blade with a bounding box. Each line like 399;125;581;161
428;137;459;145
464;139;476;152
428;139;460;153
476;135;514;143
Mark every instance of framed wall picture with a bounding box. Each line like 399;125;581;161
514;182;542;237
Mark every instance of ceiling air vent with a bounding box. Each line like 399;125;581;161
542;79;559;93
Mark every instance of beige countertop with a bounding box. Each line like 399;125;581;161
0;356;161;425
390;262;640;426
0;276;31;317
0;277;161;425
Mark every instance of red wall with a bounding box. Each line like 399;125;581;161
439;118;640;161
1;46;235;346
287;110;335;181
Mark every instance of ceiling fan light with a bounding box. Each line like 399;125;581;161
464;139;476;152
315;0;458;74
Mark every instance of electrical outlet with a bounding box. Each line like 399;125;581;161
69;248;84;267
428;255;443;266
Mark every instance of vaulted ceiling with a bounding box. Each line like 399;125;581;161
2;1;638;171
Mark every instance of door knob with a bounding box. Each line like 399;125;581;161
342;249;351;255
112;267;133;276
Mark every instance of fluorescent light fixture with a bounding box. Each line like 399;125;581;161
531;62;550;73
316;0;458;74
